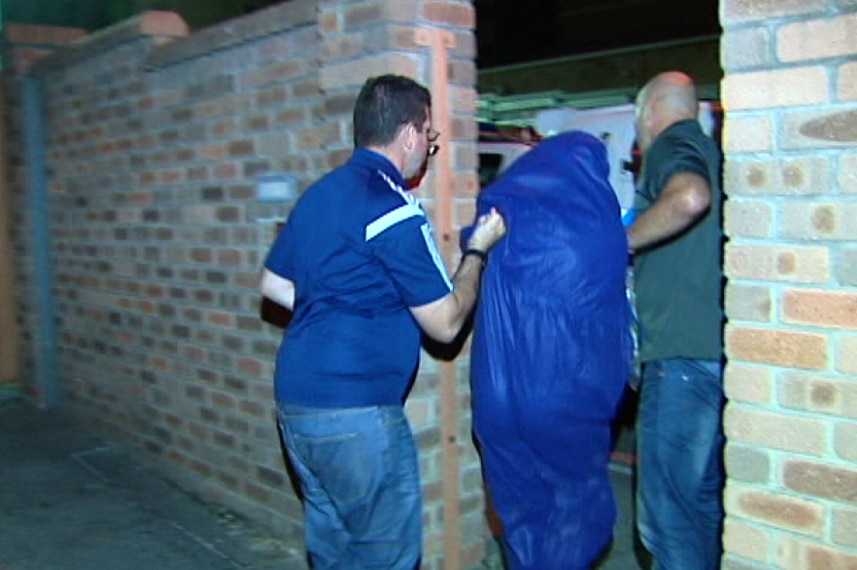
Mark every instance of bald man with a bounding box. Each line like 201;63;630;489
627;71;724;570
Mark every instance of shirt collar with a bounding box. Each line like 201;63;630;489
350;148;406;188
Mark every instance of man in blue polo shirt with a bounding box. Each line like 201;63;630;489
260;74;506;569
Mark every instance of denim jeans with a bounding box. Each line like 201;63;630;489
636;358;725;570
277;404;422;570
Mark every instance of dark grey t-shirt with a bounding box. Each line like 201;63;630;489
633;119;723;363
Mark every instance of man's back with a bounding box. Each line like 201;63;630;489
633;118;723;362
265;148;451;407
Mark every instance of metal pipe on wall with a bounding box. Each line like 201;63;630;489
0;81;20;384
416;27;462;570
23;74;61;407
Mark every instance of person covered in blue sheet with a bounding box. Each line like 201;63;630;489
463;130;633;570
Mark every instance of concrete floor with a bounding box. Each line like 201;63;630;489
0;392;648;569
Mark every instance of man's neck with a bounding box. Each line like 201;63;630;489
365;144;405;177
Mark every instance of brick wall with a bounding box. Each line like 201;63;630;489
721;1;857;567
4;1;487;568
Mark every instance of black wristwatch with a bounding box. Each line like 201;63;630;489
463;248;488;268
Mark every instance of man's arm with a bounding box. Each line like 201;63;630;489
259;268;296;311
628;172;711;252
410;208;505;343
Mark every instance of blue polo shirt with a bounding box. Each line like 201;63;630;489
264;148;452;407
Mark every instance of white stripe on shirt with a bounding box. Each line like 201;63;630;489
365;203;423;241
366;170;452;289
366;170;424;241
421;222;453;290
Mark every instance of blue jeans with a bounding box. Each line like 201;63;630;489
277;404;422;570
636;358;725;570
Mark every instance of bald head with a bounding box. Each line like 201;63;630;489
635;71;699;153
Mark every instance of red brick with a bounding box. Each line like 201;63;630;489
723;27;773;70
454;200;476;229
318;10;340;34
833;507;857;548
207;311;236;328
140;11;189;38
804;543;857;569
775;535;857;569
722;0;827;23
727;325;829;370
200;143;227;161
725;405;827;454
725;283;773;322
724;199;773;239
843;154;857;195
227;140;255;157
725;442;773;483
215;249;243;267
5;23;87;45
781;108;857;151
726;482;824;535
210;390;235;410
835;422;857;464
423;2;476;28
389;25;421;51
724;519;771;563
779;13;857;62
781;201;857;241
840;61;857;102
723;115;774;153
724;362;774;404
385;1;419;21
725;156;830;197
783;289;857;329
836;335;857;375
780;371;857;419
297;124;342;150
190;248;213;263
213;163;239;180
723;67;829;110
725;244;830;283
344;3;384;29
784;459;857;506
320;35;365;61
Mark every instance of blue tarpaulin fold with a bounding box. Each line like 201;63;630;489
463;131;632;570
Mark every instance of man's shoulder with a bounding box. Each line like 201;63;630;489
657;119;706;146
299;159;373;203
649;120;718;167
296;162;417;228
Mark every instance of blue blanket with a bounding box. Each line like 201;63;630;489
464;130;632;569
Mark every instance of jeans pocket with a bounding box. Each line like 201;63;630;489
290;431;375;505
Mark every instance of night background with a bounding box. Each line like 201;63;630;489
3;0;721;69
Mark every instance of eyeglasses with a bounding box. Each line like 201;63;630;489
427;129;440;156
412;124;441;156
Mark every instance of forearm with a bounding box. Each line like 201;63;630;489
410;250;486;343
445;251;485;332
628;172;711;252
409;207;505;343
628;201;698;251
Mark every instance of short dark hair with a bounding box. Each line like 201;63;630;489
353;75;431;148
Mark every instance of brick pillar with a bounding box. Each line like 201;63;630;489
721;1;857;567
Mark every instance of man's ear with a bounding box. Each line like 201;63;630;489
644;101;659;132
401;123;416;151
